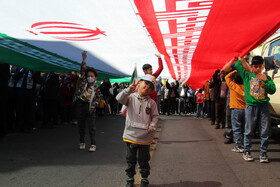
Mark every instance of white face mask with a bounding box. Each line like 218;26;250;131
87;77;95;83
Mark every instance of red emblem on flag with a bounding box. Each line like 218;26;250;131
27;21;106;41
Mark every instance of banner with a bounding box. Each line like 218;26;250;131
1;0;280;88
133;0;280;89
0;0;157;78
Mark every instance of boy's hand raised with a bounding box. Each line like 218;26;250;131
129;79;139;92
82;51;87;61
155;53;161;58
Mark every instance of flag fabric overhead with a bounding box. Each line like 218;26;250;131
132;0;280;89
1;0;280;88
0;0;157;78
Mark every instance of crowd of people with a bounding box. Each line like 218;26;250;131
199;53;276;164
0;51;276;186
0;56;129;138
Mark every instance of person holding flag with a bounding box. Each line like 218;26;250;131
121;65;139;116
121;53;163;116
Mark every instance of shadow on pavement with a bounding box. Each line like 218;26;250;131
268;158;280;162
150;181;222;187
0;115;126;173
158;139;214;144
250;148;280;152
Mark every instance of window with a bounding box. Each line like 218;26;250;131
269;39;280;67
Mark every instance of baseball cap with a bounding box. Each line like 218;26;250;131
140;74;156;91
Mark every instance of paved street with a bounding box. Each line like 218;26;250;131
150;115;280;187
1;115;280;187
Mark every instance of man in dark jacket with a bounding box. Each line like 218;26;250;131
14;68;42;132
177;83;189;115
100;79;111;114
209;69;221;125
166;80;179;115
41;72;60;128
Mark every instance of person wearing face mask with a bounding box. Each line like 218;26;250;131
73;51;101;152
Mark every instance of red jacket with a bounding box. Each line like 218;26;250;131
148;58;163;100
196;93;204;103
60;84;75;106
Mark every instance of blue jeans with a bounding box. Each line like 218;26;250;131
231;109;245;147
196;103;203;117
244;105;271;155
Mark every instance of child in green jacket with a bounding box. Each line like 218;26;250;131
235;56;276;163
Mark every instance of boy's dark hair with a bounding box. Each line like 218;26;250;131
251;56;264;65
198;89;203;93
232;71;243;85
142;64;152;71
85;67;98;77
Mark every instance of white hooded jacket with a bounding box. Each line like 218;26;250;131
116;88;159;144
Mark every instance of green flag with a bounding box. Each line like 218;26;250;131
130;65;138;84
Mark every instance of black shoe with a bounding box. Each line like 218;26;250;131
214;125;220;129
140;178;149;187
125;178;134;187
224;138;233;144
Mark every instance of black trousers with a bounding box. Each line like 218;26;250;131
16;90;36;131
210;100;216;124
42;98;59;127
125;142;150;178
204;100;210;117
76;99;96;145
215;98;226;127
0;86;8;138
170;97;176;114
163;99;170;115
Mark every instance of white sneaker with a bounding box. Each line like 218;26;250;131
232;146;244;153
79;143;85;150
243;151;254;161
260;152;269;163
89;145;96;152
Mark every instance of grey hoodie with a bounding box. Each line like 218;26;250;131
116;88;159;144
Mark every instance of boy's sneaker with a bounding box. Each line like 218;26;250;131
140;178;149;187
243;151;254;161
79;143;85;150
232;146;244;153
89;145;96;152
125;178;134;187
260;152;269;163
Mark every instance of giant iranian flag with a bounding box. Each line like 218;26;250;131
1;0;280;88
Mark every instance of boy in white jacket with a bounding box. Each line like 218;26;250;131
116;74;159;187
